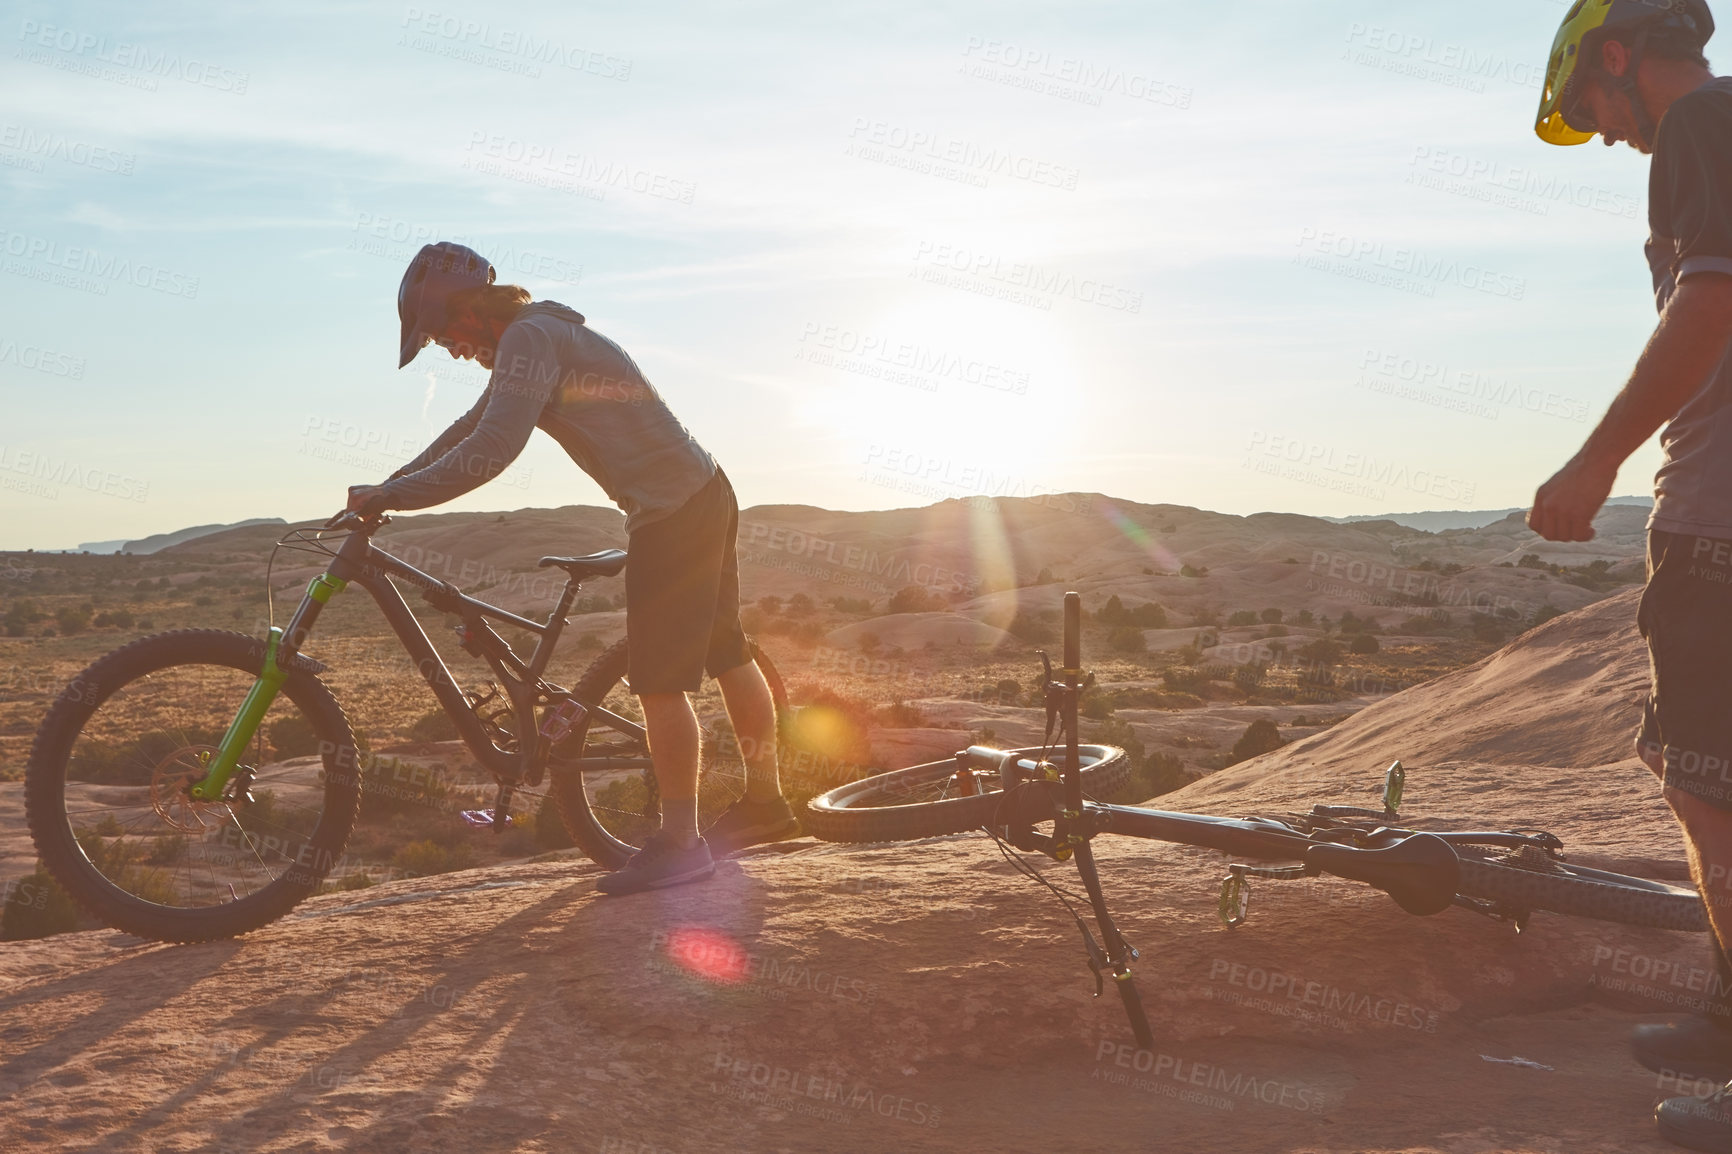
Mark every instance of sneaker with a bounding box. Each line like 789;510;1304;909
595;831;715;896
702;794;801;857
1658;1082;1732;1152
1636;1018;1732;1086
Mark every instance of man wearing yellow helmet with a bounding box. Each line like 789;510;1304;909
1529;2;1732;1148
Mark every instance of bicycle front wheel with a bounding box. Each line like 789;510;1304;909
803;745;1130;843
548;638;788;869
23;630;363;942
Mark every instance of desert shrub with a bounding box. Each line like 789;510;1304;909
888;585;942;614
534;791;577;850
1348;633;1381;655
1098;596;1167;629
758;594;783;614
1260;608;1283;624
1107;626;1146;653
268;714;323;759
1161;667;1208;694
992;678;1023;705
830;596;874;614
787;593;814;616
1006;610;1055;645
1080;687;1114;720
1227;610;1258;627
1088;717;1188;801
1232;663;1267;693
1297;637;1344;664
359;753;452;821
69;727;228;785
391;839;474;878
56;604;92;634
1229;719;1286;764
1528;604;1564;629
875;700;927;727
94;608;135;628
406;708;458;743
0;864;82;940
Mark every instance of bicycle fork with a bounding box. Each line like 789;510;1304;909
1051;592;1155;1050
187;572;346;803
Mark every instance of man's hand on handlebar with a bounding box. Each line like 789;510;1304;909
324;486;392;530
345;485;390;516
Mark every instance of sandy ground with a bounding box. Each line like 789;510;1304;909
0;578;1708;1153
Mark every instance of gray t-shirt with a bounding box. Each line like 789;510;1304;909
380;301;717;532
1646;77;1732;539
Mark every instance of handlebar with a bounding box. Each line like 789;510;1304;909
322;509;390;532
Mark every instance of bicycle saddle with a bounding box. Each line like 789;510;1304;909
537;549;627;578
1304;832;1460;917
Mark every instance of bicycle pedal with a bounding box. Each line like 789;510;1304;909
460;808;516;830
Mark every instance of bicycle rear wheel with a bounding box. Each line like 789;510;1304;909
803;745;1130;843
1449;842;1707;932
548;638;788;870
23;630;362;942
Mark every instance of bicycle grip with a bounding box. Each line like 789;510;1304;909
1063;591;1080;670
1116;971;1155;1051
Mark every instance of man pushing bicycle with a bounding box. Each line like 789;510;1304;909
1528;2;1732;1147
346;241;799;894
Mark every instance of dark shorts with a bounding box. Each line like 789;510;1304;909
1638;528;1732;808
624;467;752;695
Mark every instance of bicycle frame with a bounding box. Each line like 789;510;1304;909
188;516;645;804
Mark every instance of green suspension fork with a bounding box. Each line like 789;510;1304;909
187;572;347;802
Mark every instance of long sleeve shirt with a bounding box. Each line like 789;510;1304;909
380;301;717;532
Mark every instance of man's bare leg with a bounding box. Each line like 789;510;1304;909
716;659;781;801
1666;787;1732;964
639;690;701;846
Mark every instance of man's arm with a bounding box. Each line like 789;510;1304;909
385;390;490;482
373;322;558;511
1528;273;1732;541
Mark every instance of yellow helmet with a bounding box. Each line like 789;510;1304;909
1536;0;1714;145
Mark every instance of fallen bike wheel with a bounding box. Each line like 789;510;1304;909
548;638;789;870
1449;842;1707;932
803;745;1130;844
24;630;363;942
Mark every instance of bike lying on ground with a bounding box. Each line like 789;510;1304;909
804;591;1706;1048
24;510;785;943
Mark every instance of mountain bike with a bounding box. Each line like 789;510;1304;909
804;592;1707;1048
23;510;786;943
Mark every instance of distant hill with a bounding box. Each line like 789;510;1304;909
75;518;288;555
1318;495;1652;533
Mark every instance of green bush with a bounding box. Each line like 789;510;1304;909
1006;611;1054;644
407;708;458;743
1260;608;1283;624
359;753;452;821
56;604;92;635
1348;633;1381;655
1229;719;1286;764
888;585;942;614
1088;717;1188;802
1;864;82;940
534;792;576;850
268;713;323;759
1107;626;1146;653
1226;610;1258;627
391;839;474;879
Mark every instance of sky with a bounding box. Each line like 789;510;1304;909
0;0;1678;550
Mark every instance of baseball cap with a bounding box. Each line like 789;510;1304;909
397;241;495;368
